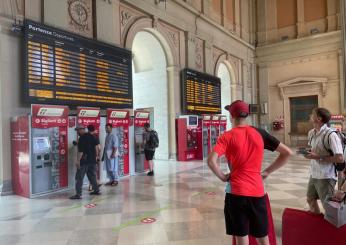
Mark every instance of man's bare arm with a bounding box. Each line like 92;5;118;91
305;152;343;164
207;151;229;182
262;143;293;178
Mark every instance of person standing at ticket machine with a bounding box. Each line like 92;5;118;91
70;124;101;199
87;125;102;191
143;123;159;176
102;123;119;186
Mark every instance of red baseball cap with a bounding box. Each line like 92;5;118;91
224;100;249;118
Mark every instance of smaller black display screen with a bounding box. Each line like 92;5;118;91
188;116;198;126
181;68;221;114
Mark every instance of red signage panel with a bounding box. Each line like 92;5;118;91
134;111;150;127
77;107;101;134
107;109;130;126
11;116;30;198
31;104;69;128
202;115;212;126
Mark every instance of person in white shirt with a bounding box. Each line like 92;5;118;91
102;123;119;186
304;108;344;214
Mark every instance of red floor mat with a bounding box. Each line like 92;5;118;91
282;208;346;245
232;194;277;245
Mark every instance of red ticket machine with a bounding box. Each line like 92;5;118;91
106;109;130;176
219;115;227;135
11;105;69;198
210;115;220;150
202;115;212;159
134;110;150;172
176;115;203;161
330;115;344;132
76;107;101;181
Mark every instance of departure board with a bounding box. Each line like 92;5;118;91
24;20;133;108
181;68;221;114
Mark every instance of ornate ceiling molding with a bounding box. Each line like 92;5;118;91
120;4;146;43
67;0;93;37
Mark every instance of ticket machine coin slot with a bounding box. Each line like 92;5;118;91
44;154;50;160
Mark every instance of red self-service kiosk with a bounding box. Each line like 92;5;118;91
202;115;212;159
106;109;130;176
219;115;227;135
11;104;69;198
202;114;226;158
330;115;344;132
76;107;101;182
210;115;220;150
134;110;150;173
176;115;203;161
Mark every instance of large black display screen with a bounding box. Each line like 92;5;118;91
24;20;133;108
181;68;221;114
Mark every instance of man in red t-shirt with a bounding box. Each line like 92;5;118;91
208;100;292;245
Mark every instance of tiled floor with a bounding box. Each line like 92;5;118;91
0;152;313;245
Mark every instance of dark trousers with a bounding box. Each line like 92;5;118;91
75;164;99;196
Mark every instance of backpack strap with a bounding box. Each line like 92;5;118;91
150;130;156;138
323;129;340;177
322;129;334;153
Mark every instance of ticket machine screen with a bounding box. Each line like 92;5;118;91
33;137;50;154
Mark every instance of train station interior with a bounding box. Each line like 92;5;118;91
1;0;346;244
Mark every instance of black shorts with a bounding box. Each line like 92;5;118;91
224;193;268;238
144;149;155;161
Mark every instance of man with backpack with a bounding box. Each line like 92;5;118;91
143;123;159;176
305;107;344;214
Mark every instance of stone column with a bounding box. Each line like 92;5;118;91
265;0;277;43
25;0;41;22
166;66;180;159
258;63;270;129
185;31;196;69
327;0;338;32
96;0;120;45
256;0;266;45
202;0;211;16
338;49;344;112
221;0;226;27
234;0;241;36
242;62;248;101
205;41;213;74
297;0;306;37
0;26;3;194
248;0;256;45
341;0;346;111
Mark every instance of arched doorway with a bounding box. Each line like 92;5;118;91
217;62;233;129
132;31;169;159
